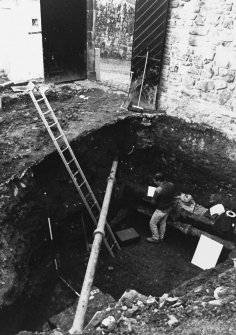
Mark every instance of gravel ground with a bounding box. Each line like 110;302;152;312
100;58;131;93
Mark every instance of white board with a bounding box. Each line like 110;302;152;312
191;235;223;270
147;186;156;197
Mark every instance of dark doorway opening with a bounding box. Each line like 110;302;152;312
40;0;87;83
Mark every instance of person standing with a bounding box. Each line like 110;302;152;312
146;173;175;244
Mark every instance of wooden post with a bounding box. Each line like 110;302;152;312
69;159;119;335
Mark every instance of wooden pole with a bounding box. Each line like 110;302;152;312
69;159;119;335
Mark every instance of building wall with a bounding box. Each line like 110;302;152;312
0;0;44;82
0;1;13;75
158;0;236;140
95;0;135;60
0;0;96;82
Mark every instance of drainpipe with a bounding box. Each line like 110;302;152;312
69;158;119;335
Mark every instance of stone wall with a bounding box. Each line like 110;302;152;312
95;0;135;60
158;0;236;140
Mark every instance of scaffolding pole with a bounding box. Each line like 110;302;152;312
69;158;119;335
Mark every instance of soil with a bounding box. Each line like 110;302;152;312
0;80;129;186
0;77;236;335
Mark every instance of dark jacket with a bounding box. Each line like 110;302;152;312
152;181;175;210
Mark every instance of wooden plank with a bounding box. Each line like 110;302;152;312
136;206;236;251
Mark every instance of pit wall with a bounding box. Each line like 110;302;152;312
1;115;236;310
158;0;236;140
95;0;135;60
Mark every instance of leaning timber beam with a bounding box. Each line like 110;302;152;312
168;220;236;251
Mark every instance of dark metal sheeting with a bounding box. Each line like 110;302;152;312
129;0;169;110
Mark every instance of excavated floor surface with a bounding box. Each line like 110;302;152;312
0;79;235;335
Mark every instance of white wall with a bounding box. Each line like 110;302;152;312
0;0;44;82
0;1;14;74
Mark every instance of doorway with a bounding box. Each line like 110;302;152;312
40;0;87;83
130;0;169;111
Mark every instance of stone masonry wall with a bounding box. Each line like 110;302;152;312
158;0;236;140
95;0;135;60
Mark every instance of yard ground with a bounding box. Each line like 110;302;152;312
100;58;131;93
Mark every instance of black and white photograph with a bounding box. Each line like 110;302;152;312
0;0;236;334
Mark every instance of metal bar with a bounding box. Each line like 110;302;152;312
133;18;166;52
136;0;166;27
137;50;149;107
58;274;80;297
69;159;119;335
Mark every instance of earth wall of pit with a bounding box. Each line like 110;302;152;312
1;115;236;309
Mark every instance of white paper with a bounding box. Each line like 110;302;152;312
210;204;225;216
191;235;223;270
147;186;156;197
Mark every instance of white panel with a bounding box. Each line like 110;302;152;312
0;7;13;74
7;0;44;82
191;235;223;270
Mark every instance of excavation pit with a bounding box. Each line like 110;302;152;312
0;85;236;334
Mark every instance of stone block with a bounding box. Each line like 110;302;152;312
194;5;200;13
189;36;197;46
219;68;229;76
215;46;230;68
201;68;213;79
215;79;227;90
195;15;206;26
229;53;236;70
226;70;235;83
228;83;236;90
219;89;232;105
226;4;232;11
212;66;219;76
187;66;200;75
190;26;209;36
223;18;234;29
183;76;195;88
196;80;215;92
170;0;179;8
220;30;234;42
116;228;140;245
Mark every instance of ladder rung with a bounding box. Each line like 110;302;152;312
85;193;91;199
43;110;51;115
61;146;69;153
73;171;79;177
55;134;63;141
67;158;75;165
36;97;44;103
90;202;97;209
79;181;86;188
109;243;116;250
49;122;57;128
